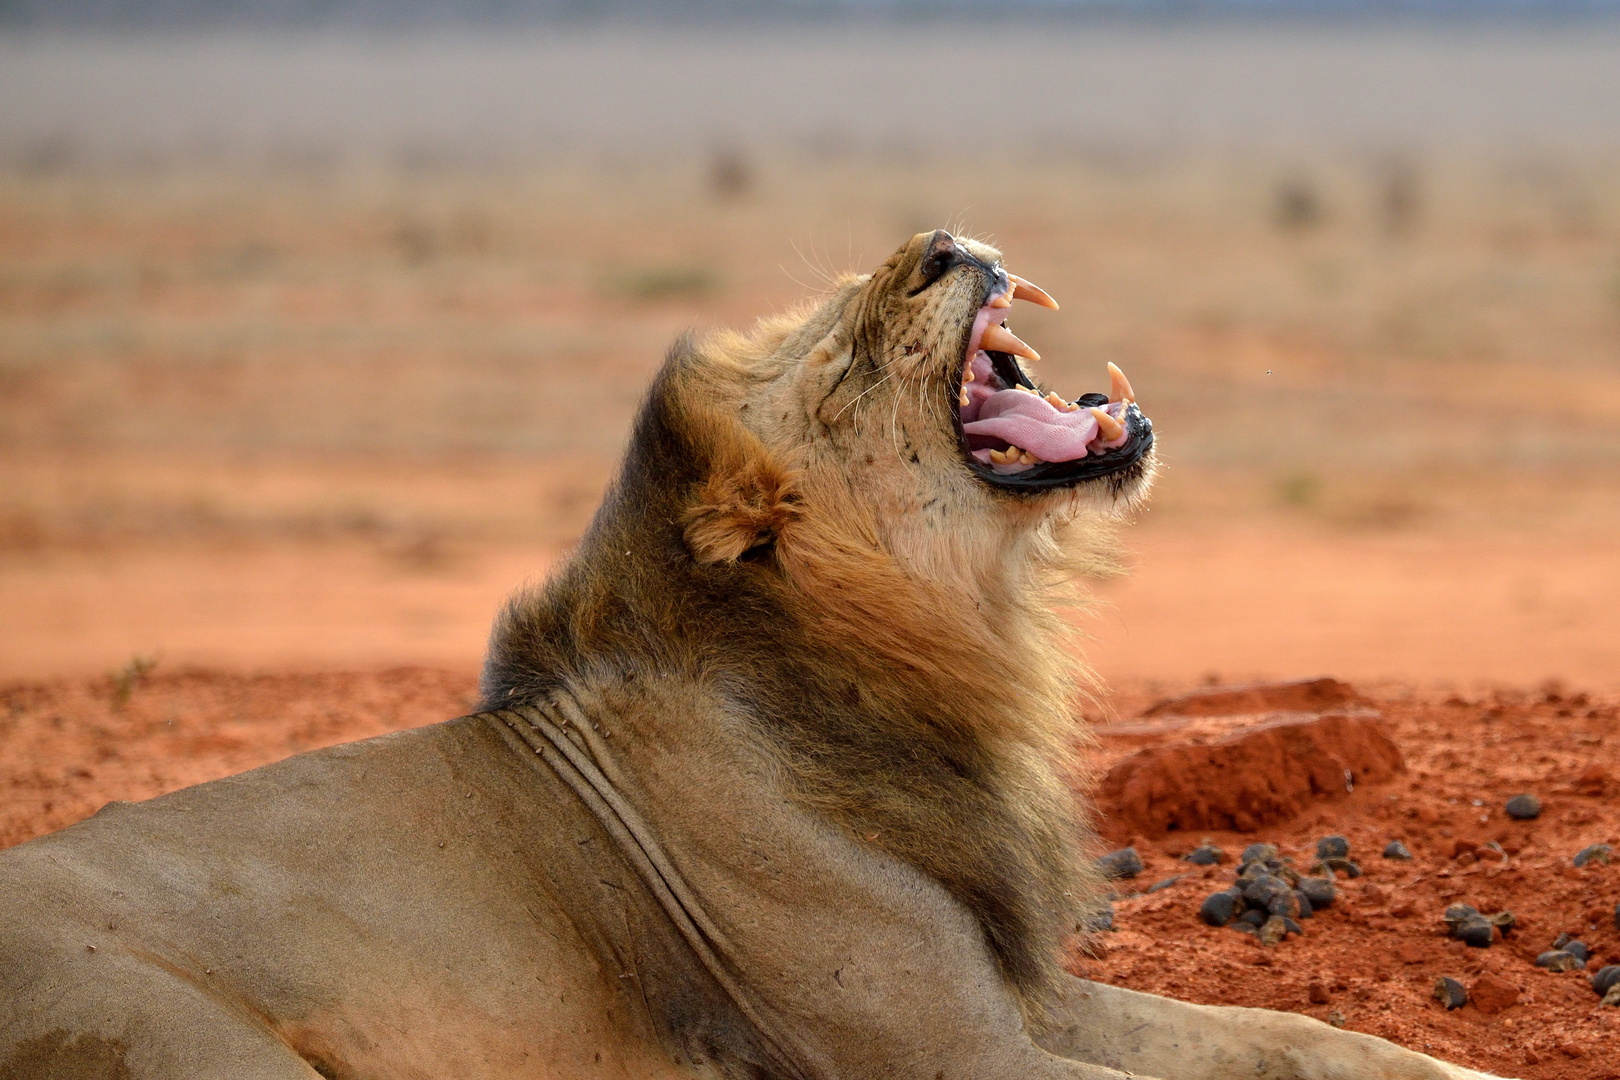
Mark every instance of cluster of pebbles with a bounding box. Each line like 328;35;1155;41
1094;791;1620;1013
1180;838;1349;946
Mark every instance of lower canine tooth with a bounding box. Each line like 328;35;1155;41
1107;362;1136;404
1090;406;1125;441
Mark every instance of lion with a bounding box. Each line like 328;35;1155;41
0;230;1508;1080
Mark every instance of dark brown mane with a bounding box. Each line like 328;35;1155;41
483;298;1103;1013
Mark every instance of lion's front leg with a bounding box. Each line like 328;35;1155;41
1037;977;1514;1080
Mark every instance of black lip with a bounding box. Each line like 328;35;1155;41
957;351;1155;492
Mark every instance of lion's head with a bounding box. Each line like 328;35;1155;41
681;229;1155;579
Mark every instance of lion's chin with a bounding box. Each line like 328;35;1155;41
953;285;1154;494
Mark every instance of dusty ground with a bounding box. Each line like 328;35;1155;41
1;668;1615;1077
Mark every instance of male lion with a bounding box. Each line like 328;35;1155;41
1;231;1506;1080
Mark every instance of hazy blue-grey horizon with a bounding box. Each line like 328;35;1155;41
5;20;1620;166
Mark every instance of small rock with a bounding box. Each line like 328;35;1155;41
1239;843;1278;867
1199;889;1244;927
1614;901;1619;932
1315;835;1351;860
1147;875;1183;894
1084;904;1115;932
1591;965;1620;998
1572;843;1612;868
1230;919;1258;936
1182;844;1224;866
1098;848;1144;879
1308;980;1331;1004
1313;856;1361;878
1326;1008;1346;1028
1442;904;1480;926
1563;940;1590;963
1453;916;1495;949
1469;973;1519;1014
1536;950;1583;972
1487;910;1516;936
1258;915;1289;946
1297;877;1336;910
1238;908;1268;928
1504;793;1541;820
1281;916;1303;936
1266;889;1302;920
1604;985;1620;1008
1433;977;1468;1010
1294;890;1314;919
1382;840;1413;860
1241;875;1294;911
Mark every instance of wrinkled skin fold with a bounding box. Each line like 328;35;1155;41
0;231;1508;1080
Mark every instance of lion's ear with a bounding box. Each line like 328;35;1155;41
682;440;801;565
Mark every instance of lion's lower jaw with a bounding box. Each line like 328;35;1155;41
1052;451;1157;523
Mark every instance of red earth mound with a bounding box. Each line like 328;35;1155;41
1;669;1617;1078
1098;709;1405;837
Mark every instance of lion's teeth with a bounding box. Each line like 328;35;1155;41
1015;383;1038;395
1009;274;1059;310
989;291;1012;309
989;446;1019;465
1090;406;1125;442
1043;392;1073;412
980;323;1040;362
964;364;974;383
1107;362;1136;404
1019;449;1039;465
959;388;971;406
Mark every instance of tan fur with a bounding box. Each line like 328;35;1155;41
0;231;1509;1080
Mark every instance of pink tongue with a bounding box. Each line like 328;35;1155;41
964;389;1100;462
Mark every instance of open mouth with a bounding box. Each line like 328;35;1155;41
954;275;1154;491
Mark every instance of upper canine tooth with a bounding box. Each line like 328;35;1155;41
980;323;1040;362
1009;274;1059;310
1107;362;1136;404
1090;406;1125;442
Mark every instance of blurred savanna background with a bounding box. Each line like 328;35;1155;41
3;1;1619;694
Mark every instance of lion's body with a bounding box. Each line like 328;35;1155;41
0;232;1506;1080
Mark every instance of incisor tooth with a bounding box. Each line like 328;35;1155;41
959;388;971;407
1019;450;1038;465
1107;362;1136;404
1044;392;1067;409
989;291;1012;308
1090;406;1125;442
964;364;975;383
989;446;1022;465
980;322;1039;362
1009;274;1059;310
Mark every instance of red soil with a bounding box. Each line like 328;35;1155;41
1081;682;1620;1079
2;669;1617;1077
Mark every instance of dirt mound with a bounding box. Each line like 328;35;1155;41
1140;676;1372;718
1098;707;1404;839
